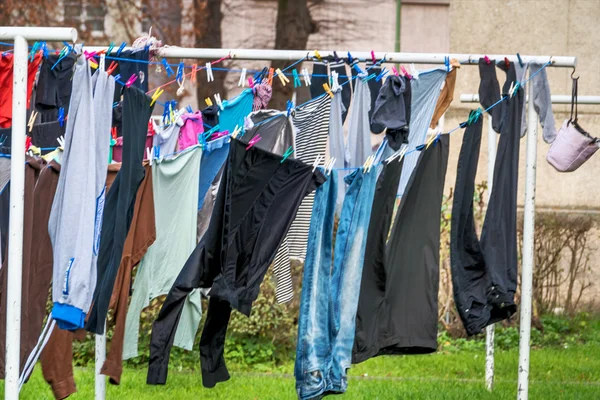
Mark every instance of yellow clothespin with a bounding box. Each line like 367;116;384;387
314;50;322;62
231;125;242;139
275;68;290;86
27;110;38;133
150;88;164;106
322;83;334;99
425;133;439;150
362;155;374;173
205;97;213;107
89;59;99;69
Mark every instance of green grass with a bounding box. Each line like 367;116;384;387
9;342;600;399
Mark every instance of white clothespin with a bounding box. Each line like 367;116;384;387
205;62;214;82
238;68;247;87
99;53;105;71
302;68;311;86
312;154;323;172
214;93;223;110
385;145;408;164
176;74;186;96
331;71;340;91
27;110;38;133
146;147;153;166
326;157;336;175
57;135;65;149
410;63;419;80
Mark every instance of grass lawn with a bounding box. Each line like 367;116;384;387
8;342;600;399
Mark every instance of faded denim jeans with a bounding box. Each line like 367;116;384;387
295;168;377;399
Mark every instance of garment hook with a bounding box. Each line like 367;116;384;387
571;67;579;79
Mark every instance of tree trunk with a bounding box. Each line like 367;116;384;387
194;0;226;106
270;0;317;110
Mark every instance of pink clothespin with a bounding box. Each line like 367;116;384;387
248;77;255;88
125;74;138;88
246;135;262;150
392;66;399;76
484;55;491;65
371;50;376;64
84;50;97;60
400;66;412;80
211;130;229;141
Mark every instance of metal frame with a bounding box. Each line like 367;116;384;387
461;92;600;394
1;36;578;400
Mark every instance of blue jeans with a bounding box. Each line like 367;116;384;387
295;168;377;399
198;135;230;210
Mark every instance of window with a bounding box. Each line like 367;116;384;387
63;0;106;36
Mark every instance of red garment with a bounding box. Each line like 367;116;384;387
0;52;42;128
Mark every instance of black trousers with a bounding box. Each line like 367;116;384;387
310;61;351;123
450;91;523;336
86;87;154;334
147;139;324;387
353;135;449;364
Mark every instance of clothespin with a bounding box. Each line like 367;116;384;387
202;125;220;141
231;125;242;139
314;50;322;62
186;105;193;113
162;59;174;77
50;46;69;70
425;133;440;149
58;107;65;127
510;81;521;98
106;42;115;55
125;74;138;88
352;62;364;74
333;51;340;63
191;64;198;83
113;102;119;108
116;42;127;56
146;147;153;166
25;136;32;153
301;68;311;86
205;62;214;82
484;55;491;65
371;50;377;65
362;155;375;173
248;77;255;88
205;97;213;107
246;135;262;150
214;93;223;110
281;146;294;164
254;67;267;84
392;66;399;76
362;73;377;82
516;53;524;67
267;68;274;86
176;61;184;82
99;53;106;70
375;68;389;82
28;42;39;62
88;58;99;69
27;110;38;133
409;64;419;80
56;135;65;149
331;71;340;91
275;68;290;86
444;56;450;72
106;61;118;75
347;52;354;65
504;57;510;68
154;145;160;160
113;74;121;83
467;108;483;126
286;100;294;117
322;83;334;98
292;69;302;88
311;154;323;171
40;42;48;58
176;63;186;96
326;157;336;175
238;67;247;87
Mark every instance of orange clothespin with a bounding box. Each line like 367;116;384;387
275;68;290;86
106;61;118;75
322;83;334;99
267;68;275;86
191;64;198;83
150;88;164;106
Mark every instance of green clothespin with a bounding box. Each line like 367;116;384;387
280;146;294;163
202;125;220;141
293;69;302;88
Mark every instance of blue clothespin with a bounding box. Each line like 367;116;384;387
254;67;268;84
286;100;294;117
516;53;524;67
292;69;302;88
444;56;450;72
28;42;39;62
362;73;377;82
176;61;184;82
162;59;174;77
113;74;121;83
116;42;126;56
154;146;160;159
106;42;115;55
186;105;193;113
58;107;65;127
352;62;364;74
347;52;354;64
50;46;70;70
375;68;389;82
280;146;294;163
40;42;48;58
112;102;119;108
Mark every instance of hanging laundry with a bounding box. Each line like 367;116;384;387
147;139;325;387
477;58;502;134
0;52;42;128
110;48;150;103
328;81;347;212
201;105;220;129
451;93;523;336
252;82;273;111
311;61;352;123
30;122;66;155
494;61;519;134
244;109;295;155
397;69;446;196
0;159;43;377
124;147;202;360
353;135;449;363
35;53;77;122
430;58;460;128
178;111;203;151
48;57;112;331
515;63;557;143
86;86;154;335
370;74;412;150
352;61;384;133
219;88;254;134
295;167;378;399
152;116;183;157
346;73;373;168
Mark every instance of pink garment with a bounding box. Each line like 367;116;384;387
178;112;204;150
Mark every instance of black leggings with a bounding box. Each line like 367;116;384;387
86;87;154;334
147;139;324;387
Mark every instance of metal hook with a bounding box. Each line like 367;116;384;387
571;67;579;80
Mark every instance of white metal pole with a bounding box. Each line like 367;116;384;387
95;326;107;400
517;77;539;400
4;34;28;400
461;94;600;105
0;27;77;42
485;113;496;392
